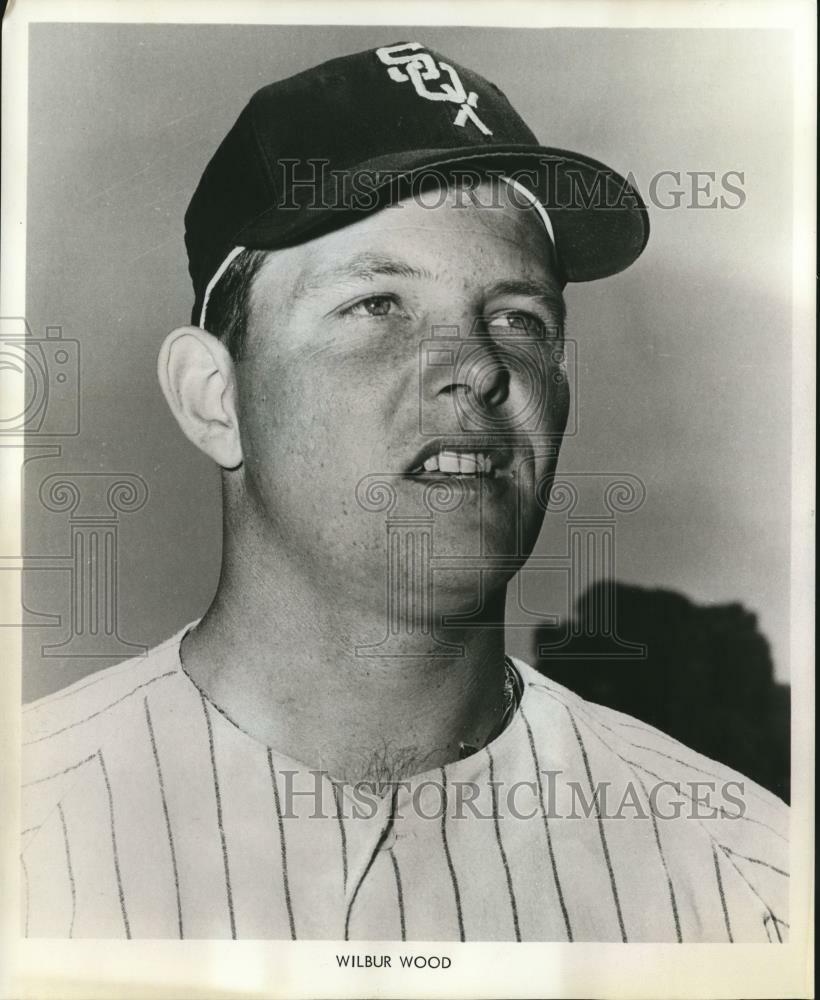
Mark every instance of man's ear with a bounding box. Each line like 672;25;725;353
157;326;243;469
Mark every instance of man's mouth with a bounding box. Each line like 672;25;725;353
405;441;515;479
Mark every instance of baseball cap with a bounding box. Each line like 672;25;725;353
185;41;650;326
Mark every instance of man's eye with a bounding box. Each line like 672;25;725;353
345;295;397;318
487;312;546;338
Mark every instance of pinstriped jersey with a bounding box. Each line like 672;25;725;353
21;624;789;941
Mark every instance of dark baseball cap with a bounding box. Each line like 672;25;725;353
185;41;650;325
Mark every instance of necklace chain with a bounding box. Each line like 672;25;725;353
458;657;522;760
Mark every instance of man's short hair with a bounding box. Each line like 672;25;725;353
202;248;268;362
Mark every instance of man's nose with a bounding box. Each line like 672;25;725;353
452;341;511;410
421;322;511;426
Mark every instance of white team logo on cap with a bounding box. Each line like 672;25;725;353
375;42;493;136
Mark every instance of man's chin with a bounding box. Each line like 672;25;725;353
430;506;541;559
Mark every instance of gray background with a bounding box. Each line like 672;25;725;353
23;24;793;700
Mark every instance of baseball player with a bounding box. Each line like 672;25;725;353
21;42;788;941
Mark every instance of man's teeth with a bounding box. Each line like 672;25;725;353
416;450;494;476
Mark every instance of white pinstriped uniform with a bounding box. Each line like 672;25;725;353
21;625;789;941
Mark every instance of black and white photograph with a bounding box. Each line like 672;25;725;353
1;1;814;997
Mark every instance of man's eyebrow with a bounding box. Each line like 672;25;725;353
484;279;567;322
292;252;434;302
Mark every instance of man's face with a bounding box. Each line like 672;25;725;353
233;180;570;616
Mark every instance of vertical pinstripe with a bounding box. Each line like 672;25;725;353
267;748;297;940
201;696;236;939
520;706;573;941
57;803;76;938
566;706;628;942
144;697;183;938
332;781;349;890
389;848;406;941
486;745;521;941
543;690;681;943
439;768;465;942
631;769;682;941
712;842;734;941
98;750;131;938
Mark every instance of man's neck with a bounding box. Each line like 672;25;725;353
180;523;510;785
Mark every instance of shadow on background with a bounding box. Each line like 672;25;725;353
534;581;790;803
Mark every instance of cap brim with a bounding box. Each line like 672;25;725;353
234;145;649;284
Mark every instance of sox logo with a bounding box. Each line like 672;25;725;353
375;42;493;136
